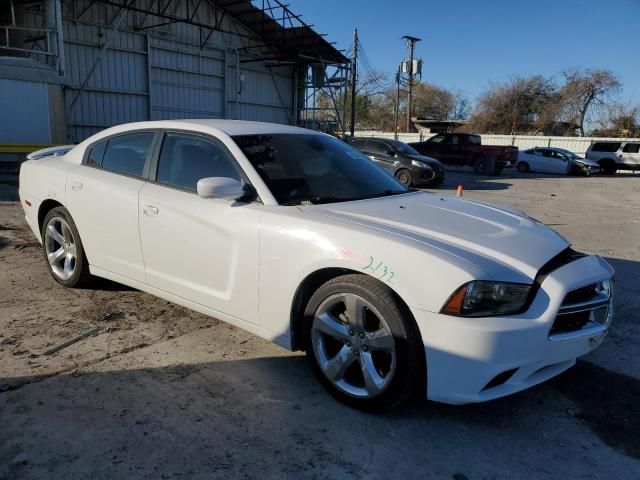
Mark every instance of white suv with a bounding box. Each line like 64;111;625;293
585;141;640;174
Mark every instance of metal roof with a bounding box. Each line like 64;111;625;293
211;0;348;64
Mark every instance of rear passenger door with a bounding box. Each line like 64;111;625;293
66;131;157;282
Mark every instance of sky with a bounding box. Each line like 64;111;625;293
286;0;639;105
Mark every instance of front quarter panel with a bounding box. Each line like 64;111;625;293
257;206;487;348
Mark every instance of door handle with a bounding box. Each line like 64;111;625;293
71;181;83;191
143;205;159;216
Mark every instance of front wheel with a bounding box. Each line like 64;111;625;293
395;169;413;187
41;207;91;288
305;274;425;410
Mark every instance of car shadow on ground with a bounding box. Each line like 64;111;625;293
1;356;639;479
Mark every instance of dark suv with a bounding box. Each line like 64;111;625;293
349;137;445;187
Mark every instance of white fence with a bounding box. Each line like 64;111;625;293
354;131;640;157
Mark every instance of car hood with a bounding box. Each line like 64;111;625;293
406;154;443;168
300;191;569;280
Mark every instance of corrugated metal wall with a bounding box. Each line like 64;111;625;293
25;0;295;143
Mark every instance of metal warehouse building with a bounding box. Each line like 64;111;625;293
0;0;347;166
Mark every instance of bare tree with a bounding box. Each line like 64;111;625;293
560;68;622;136
591;102;640;137
467;76;558;134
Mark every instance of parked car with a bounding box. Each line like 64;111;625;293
19;120;614;409
409;133;518;175
516;147;601;175
585;141;640;174
349;137;444;187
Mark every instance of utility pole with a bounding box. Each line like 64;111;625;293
350;28;358;138
402;35;421;133
394;66;400;140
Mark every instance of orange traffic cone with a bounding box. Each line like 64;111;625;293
456;185;463;197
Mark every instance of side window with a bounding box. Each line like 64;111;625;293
87;140;107;167
532;149;545;156
592;142;621;152
622;143;640;153
449;135;460;145
368;140;388;155
101;132;155;177
156;132;241;191
428;135;446;144
350;138;367;150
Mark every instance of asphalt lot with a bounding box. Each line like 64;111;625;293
1;169;639;479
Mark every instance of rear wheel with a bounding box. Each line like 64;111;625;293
41;207;91;288
473;155;486;174
305;274;424;410
598;159;617;175
395;169;413;187
517;161;530;173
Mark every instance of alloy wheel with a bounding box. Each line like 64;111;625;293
44;216;77;281
311;293;396;398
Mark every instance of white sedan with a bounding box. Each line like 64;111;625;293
19;120;614;408
517;147;601;175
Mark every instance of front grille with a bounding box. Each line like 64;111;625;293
549;281;612;339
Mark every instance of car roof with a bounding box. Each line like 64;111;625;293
90;119;317;139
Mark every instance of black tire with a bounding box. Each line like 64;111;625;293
517;161;530;173
395;169;413;187
41;206;91;288
304;274;425;410
472;155;486;174
598;159;617;175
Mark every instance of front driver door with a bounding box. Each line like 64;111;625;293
366;140;395;173
138;131;261;324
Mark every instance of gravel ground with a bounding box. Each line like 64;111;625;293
1;169;639;479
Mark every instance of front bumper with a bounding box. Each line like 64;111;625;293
410;254;614;404
413;167;445;186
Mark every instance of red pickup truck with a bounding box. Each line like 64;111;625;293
409;133;518;175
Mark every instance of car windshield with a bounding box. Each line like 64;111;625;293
232;133;409;205
556;149;580;159
386;139;420;155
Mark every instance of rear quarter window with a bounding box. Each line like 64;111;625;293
591;142;621;152
622;143;640;153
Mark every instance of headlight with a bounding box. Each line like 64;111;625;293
441;281;532;317
411;160;431;168
594;278;611;298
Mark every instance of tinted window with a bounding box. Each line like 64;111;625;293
87;140;107;167
232;134;406;205
428;135;446;144
101;133;155;177
622;143;640;153
449;135;460;145
349;138;368;150
592;142;621;152
386;139;419;155
468;135;481;145
368;140;389;155
156;133;240;191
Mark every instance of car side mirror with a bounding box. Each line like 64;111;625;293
197;177;245;200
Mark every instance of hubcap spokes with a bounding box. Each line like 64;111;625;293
44;217;77;281
312;293;396;398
